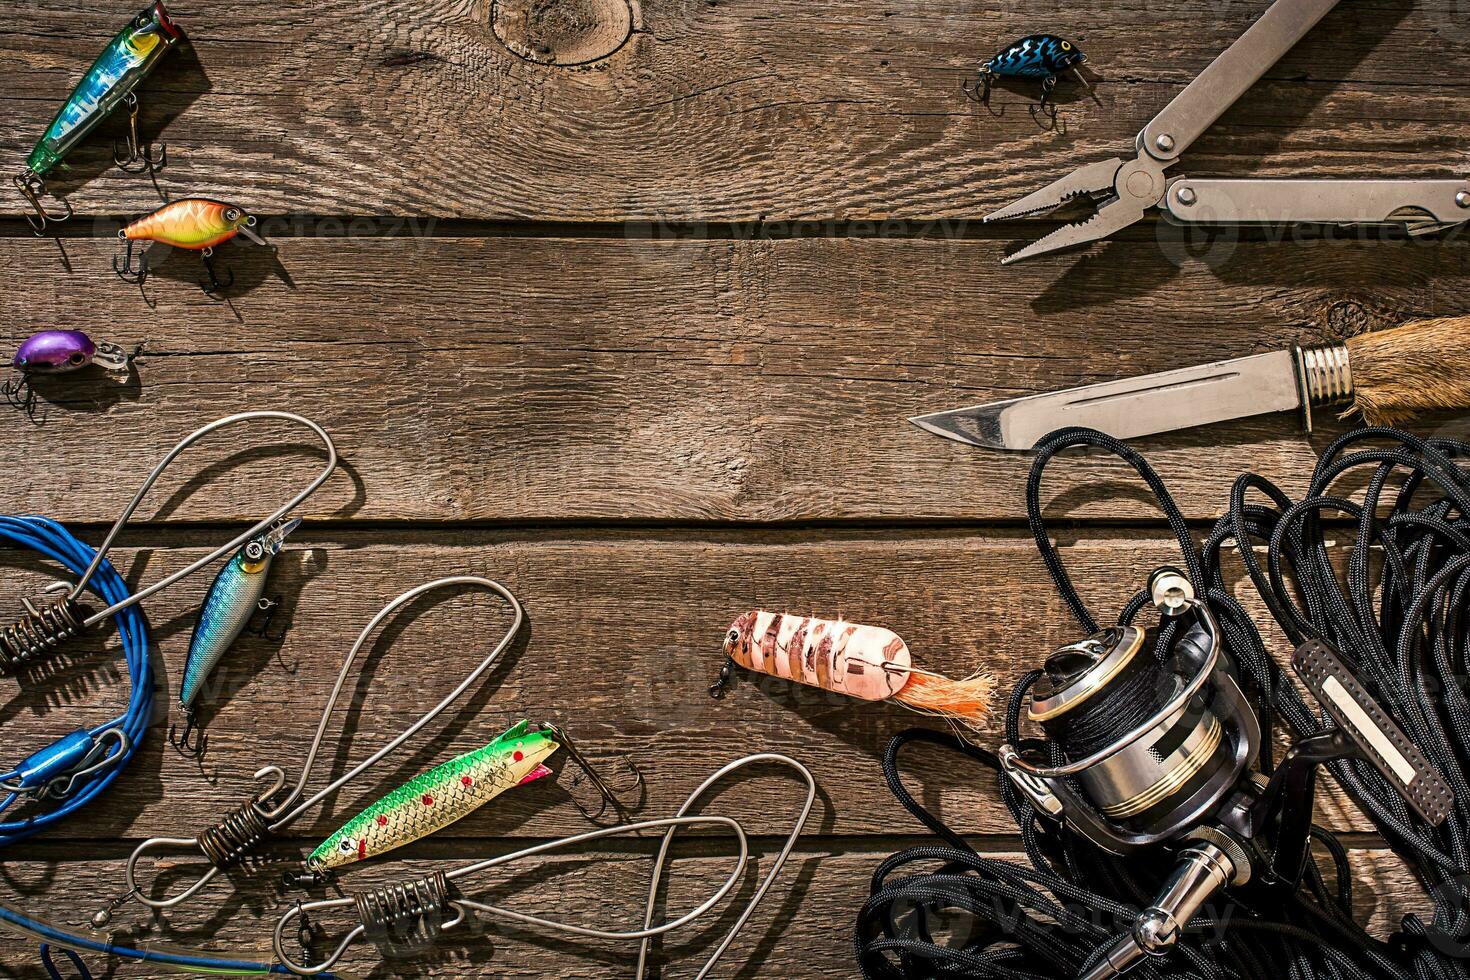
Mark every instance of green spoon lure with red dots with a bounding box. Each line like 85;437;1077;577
306;720;559;873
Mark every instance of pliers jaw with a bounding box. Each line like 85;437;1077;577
984;154;1172;264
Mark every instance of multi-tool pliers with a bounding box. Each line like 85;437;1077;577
987;0;1470;264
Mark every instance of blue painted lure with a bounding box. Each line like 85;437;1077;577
14;2;182;233
973;34;1090;118
171;517;301;757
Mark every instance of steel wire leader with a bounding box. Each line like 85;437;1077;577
97;575;525;926
273;753;817;977
0;411;336;847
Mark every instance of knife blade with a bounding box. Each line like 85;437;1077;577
911;315;1470;450
910;349;1318;449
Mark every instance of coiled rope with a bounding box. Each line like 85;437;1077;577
0;515;150;847
856;426;1470;980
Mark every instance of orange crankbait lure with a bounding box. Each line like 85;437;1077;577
712;610;991;731
114;197;264;295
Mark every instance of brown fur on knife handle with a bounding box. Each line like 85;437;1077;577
1345;315;1470;427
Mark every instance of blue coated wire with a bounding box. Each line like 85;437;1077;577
40;944;92;979
0;515;151;846
3;902;336;978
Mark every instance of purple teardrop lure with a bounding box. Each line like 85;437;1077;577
13;330;131;373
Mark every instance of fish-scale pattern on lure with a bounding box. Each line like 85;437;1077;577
122;198;256;250
307;721;560;872
25;2;181;179
983;34;1086;81
177;526;293;710
178;520;299;714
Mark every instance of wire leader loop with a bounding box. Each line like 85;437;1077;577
111;575;525;921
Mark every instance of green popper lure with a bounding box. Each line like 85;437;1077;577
307;721;560;873
171;518;301;758
14;1;182;233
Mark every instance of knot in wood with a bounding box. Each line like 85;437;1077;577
491;0;634;66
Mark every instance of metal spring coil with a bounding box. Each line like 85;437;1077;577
0;595;84;676
198;800;271;869
353;871;452;949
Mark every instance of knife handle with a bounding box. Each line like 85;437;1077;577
1337;315;1470;427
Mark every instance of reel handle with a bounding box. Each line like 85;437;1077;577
1080;838;1245;980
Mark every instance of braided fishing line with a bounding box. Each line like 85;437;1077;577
0;515;150;847
856;426;1470;980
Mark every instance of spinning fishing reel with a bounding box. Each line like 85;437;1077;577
999;567;1453;980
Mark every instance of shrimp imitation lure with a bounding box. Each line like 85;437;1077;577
14;2;182;234
711;611;992;732
115;197;267;296
3;330;140;422
274;753;817;977
968;34;1090;123
171;517;303;758
94;576;527;928
0;412;334;849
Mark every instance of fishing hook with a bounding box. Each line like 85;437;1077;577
111;93;166;175
199;246;234;297
112;234;148;284
168;710;206;759
1030;76;1061;130
12;171;73;237
708;659;735;699
0;373;40;423
0;413;336;679
271;753;816;976
541;722;644;823
98;575;525;925
243;594;286;641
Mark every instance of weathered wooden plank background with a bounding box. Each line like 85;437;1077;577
0;0;1465;976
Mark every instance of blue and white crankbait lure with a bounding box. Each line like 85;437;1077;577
971;34;1090;119
171;517;300;757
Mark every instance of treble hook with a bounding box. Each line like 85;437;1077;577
104;576;525;924
13;172;74;236
1;374;40;423
542;723;643;822
169;710;207;759
1030;76;1061;130
199;246;234;297
112;93;167;175
243;595;286;641
708;657;736;699
113;233;149;285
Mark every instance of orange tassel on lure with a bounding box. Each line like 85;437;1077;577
713;610;992;732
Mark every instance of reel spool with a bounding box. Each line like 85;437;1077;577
1001;568;1259;853
999;567;1453;980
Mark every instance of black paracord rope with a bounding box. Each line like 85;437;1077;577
857;426;1470;980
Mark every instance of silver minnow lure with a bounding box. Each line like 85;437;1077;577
171;517;301;756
